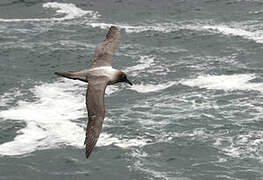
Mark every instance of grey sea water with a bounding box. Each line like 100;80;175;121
0;0;263;179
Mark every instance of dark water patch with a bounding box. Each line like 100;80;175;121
0;120;26;144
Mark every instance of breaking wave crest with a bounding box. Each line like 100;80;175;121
0;2;99;22
182;74;263;93
0;78;155;156
202;24;263;44
131;82;177;93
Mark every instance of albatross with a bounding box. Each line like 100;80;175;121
55;26;132;159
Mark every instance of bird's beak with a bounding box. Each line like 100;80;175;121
126;79;133;86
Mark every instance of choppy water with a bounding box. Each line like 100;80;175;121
0;0;263;179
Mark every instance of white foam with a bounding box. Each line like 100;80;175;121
0;79;149;156
202;24;263;43
182;74;263;92
89;21;263;45
105;86;119;95
43;2;99;20
0;89;22;107
0;79;86;155
124;55;176;93
130;149;172;180
131;81;177;93
217;131;263;160
97;133;149;148
125;55;155;73
89;22;179;33
0;2;99;22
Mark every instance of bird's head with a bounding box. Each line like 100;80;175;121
118;72;133;86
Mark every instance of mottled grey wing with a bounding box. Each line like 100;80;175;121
84;77;109;159
90;26;120;69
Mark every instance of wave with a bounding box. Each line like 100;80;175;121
0;55;159;156
0;2;99;22
0;88;22;107
88;20;263;46
182;74;263;93
165;128;263;162
0;80;86;156
217;131;263;161
131;81;177;93
123;55;176;93
89;20;263;46
0;79;150;156
89;22;180;33
202;24;263;44
125;55;155;73
2;1;262;47
97;133;149;148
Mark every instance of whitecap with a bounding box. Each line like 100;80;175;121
0;78;145;156
105;85;120;95
89;22;180;33
0;2;99;22
125;55;155;73
217;131;263;160
201;24;263;43
43;2;99;20
0;89;22;107
182;74;263;93
89;20;263;45
97;133;149;148
131;81;177;93
130;149;175;180
0;79;86;156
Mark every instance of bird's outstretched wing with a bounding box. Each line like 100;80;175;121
89;26;120;68
84;77;109;159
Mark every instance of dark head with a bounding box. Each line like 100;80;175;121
118;72;133;86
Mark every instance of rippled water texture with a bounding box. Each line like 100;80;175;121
0;0;263;179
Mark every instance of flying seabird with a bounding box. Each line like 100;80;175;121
55;26;132;159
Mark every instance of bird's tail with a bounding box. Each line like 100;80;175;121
55;71;87;82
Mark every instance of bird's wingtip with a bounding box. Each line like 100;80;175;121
106;26;120;39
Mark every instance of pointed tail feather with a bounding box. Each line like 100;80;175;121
55;71;75;79
55;71;87;82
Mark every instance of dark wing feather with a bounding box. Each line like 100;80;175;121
90;26;120;68
84;77;109;159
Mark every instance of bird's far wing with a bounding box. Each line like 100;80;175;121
89;26;120;69
84;77;109;159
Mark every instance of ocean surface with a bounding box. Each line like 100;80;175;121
0;0;263;179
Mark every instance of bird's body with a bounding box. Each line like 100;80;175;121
84;66;121;84
56;66;121;84
55;26;132;159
